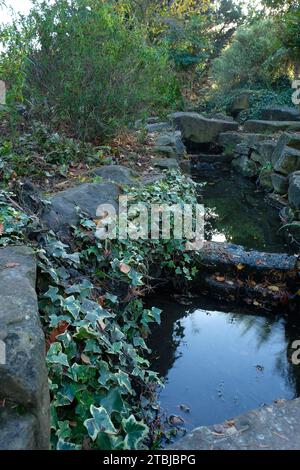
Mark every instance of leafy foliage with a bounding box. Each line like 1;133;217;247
0;171;199;450
0;119;101;181
1;0;179;141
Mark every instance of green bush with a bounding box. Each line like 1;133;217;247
206;79;293;122
1;0;180;141
211;18;285;91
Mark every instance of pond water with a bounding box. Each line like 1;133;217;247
148;296;300;432
148;173;300;436
197;173;293;254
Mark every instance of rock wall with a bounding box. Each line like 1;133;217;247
0;246;50;450
217;110;300;243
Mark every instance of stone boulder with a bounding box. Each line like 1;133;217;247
153;158;179;170
170;398;300;450
253;140;277;165
244;120;300;133
218;132;243;148
285;133;300;151
289;173;300;210
228;91;251;117
0;246;50;450
271;173;289;194
218;132;268;151
93;165;140;186
274;147;300;175
145;122;171;133
261;106;300;122
154;131;186;158
258;169;273;191
232;155;257;177
169;112;238;145
42;182;120;237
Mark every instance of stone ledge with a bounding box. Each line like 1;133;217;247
0;246;50;449
169;398;300;450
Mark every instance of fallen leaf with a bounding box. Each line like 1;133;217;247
81;353;91;365
119;262;131;274
97;319;106;332
5;263;19;269
47;321;69;350
268;285;280;292
236;263;245;271
169;415;184;425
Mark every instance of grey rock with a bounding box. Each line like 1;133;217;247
179;160;191;174
261;106;300;122
0;410;37;450
228;91;251;116
42;182;121;236
236;143;250;156
218;132;267;151
169;112;238;145
274;146;300;175
135;117;161;129
154;131;186;158
153;158;179;169
218;132;243;148
145;122;171;132
209;113;235;122
153;145;178;157
271;173;289;194
284;133;300;151
232;155;258;177
258;169;273;191
280;206;295;223
93;165;140;186
169;398;300;450
288;221;300;242
0;246;50;449
244;120;300;133
253;140;277;165
288;174;300;210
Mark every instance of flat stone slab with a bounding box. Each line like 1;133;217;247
42;181;120;237
0;246;50;449
169;398;300;450
261;106;300;122
170;112;238;144
92;165;140;186
244;120;300;133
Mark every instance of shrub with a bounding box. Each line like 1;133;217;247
1;0;180;141
211;18;286;91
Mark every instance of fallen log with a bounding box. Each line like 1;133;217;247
193;242;300;310
196;242;299;275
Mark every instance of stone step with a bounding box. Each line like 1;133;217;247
261;106;300;122
169;398;300;450
0;246;50;450
243;120;300;134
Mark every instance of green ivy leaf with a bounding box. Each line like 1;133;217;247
122;415;148;450
84;405;117;441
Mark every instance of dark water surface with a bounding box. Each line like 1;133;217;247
149;296;300;431
198;173;292;253
149;174;300;432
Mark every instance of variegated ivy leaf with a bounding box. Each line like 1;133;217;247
61;296;81;319
84;405;117;441
122;415;148;450
47;343;69;367
115;370;133;395
44;286;61;303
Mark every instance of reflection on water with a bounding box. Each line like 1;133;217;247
148;296;300;431
197;174;292;253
